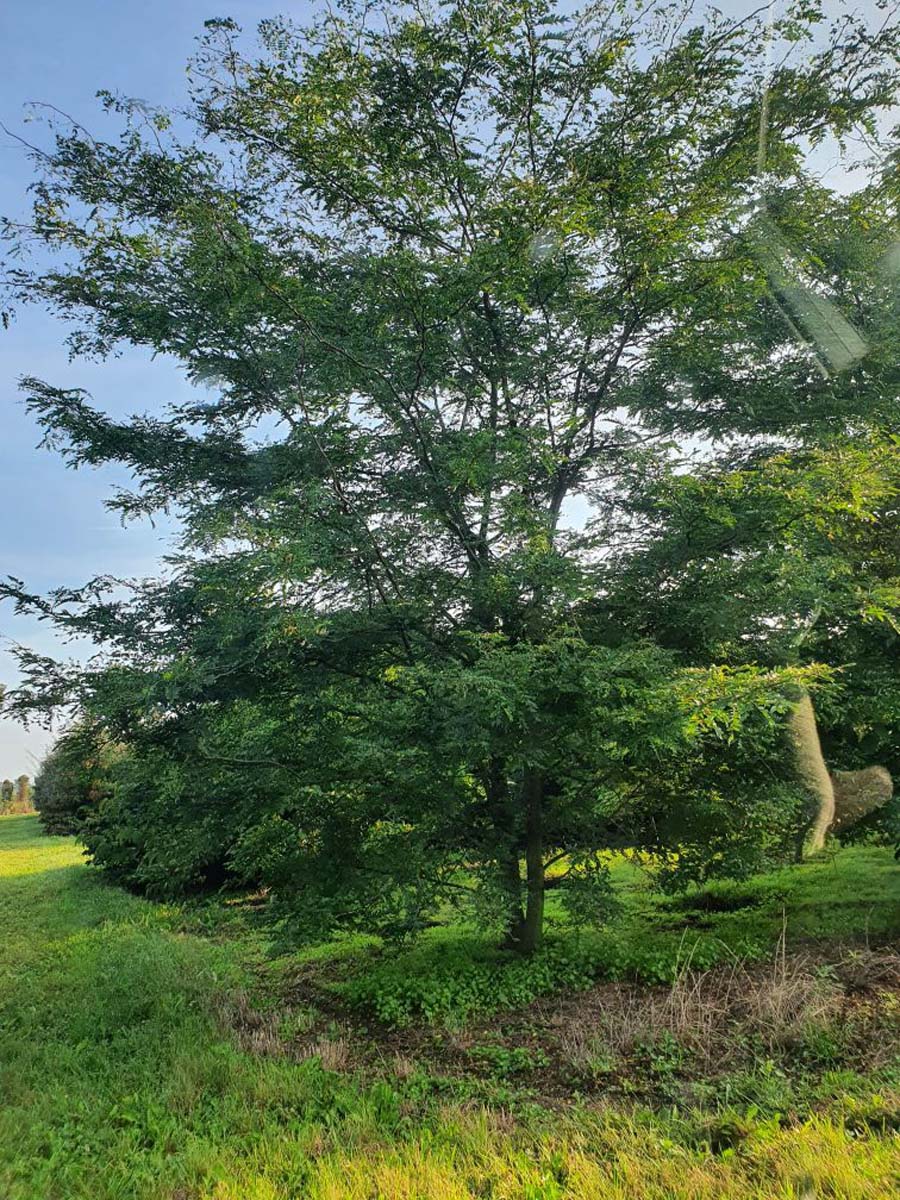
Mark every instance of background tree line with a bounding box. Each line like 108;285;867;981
0;775;33;814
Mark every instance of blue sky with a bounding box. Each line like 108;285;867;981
0;1;315;774
0;0;886;776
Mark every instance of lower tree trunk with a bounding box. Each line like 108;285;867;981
501;849;525;948
486;757;527;948
787;690;834;858
516;769;545;955
493;762;545;954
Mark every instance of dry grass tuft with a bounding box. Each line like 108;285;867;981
835;947;900;991
392;1052;417;1080
302;1035;351;1072
557;947;845;1077
733;953;837;1049
214;989;285;1056
483;1106;518;1137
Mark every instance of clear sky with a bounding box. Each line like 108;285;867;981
0;0;885;777
0;1;317;775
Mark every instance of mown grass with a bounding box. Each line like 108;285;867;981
1;813;898;1199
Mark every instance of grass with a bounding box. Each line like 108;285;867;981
331;843;900;1025
1;812;899;1199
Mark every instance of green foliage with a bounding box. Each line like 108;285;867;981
83;732;263;896
468;1042;550;1078
344;937;596;1026
600;435;900;856
342;929;740;1026
74;641;823;938
2;0;899;949
32;725;118;835
633;1031;689;1088
340;842;900;1026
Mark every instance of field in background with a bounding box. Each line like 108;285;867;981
1;813;898;1200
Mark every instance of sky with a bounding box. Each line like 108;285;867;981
0;1;320;775
0;0;888;777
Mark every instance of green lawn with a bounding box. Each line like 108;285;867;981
1;813;898;1199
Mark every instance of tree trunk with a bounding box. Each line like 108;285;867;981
500;848;526;949
484;757;526;948
490;761;545;954
517;769;545;955
785;691;893;858
786;690;834;858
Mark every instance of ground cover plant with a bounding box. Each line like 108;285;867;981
334;842;900;1025
2;813;898;1200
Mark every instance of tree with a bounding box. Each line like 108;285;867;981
596;433;900;854
2;1;898;950
0;780;13;814
13;775;32;812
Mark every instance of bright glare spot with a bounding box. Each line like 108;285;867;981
529;229;558;262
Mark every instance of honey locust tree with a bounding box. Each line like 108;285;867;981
2;0;899;950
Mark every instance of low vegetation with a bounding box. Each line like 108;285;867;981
333;844;900;1026
2;813;897;1200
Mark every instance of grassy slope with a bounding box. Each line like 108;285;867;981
1;813;898;1200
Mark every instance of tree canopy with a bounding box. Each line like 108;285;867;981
2;0;898;950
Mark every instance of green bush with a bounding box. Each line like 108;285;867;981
80;702;298;897
32;725;120;836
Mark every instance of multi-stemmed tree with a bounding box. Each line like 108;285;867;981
2;1;898;949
